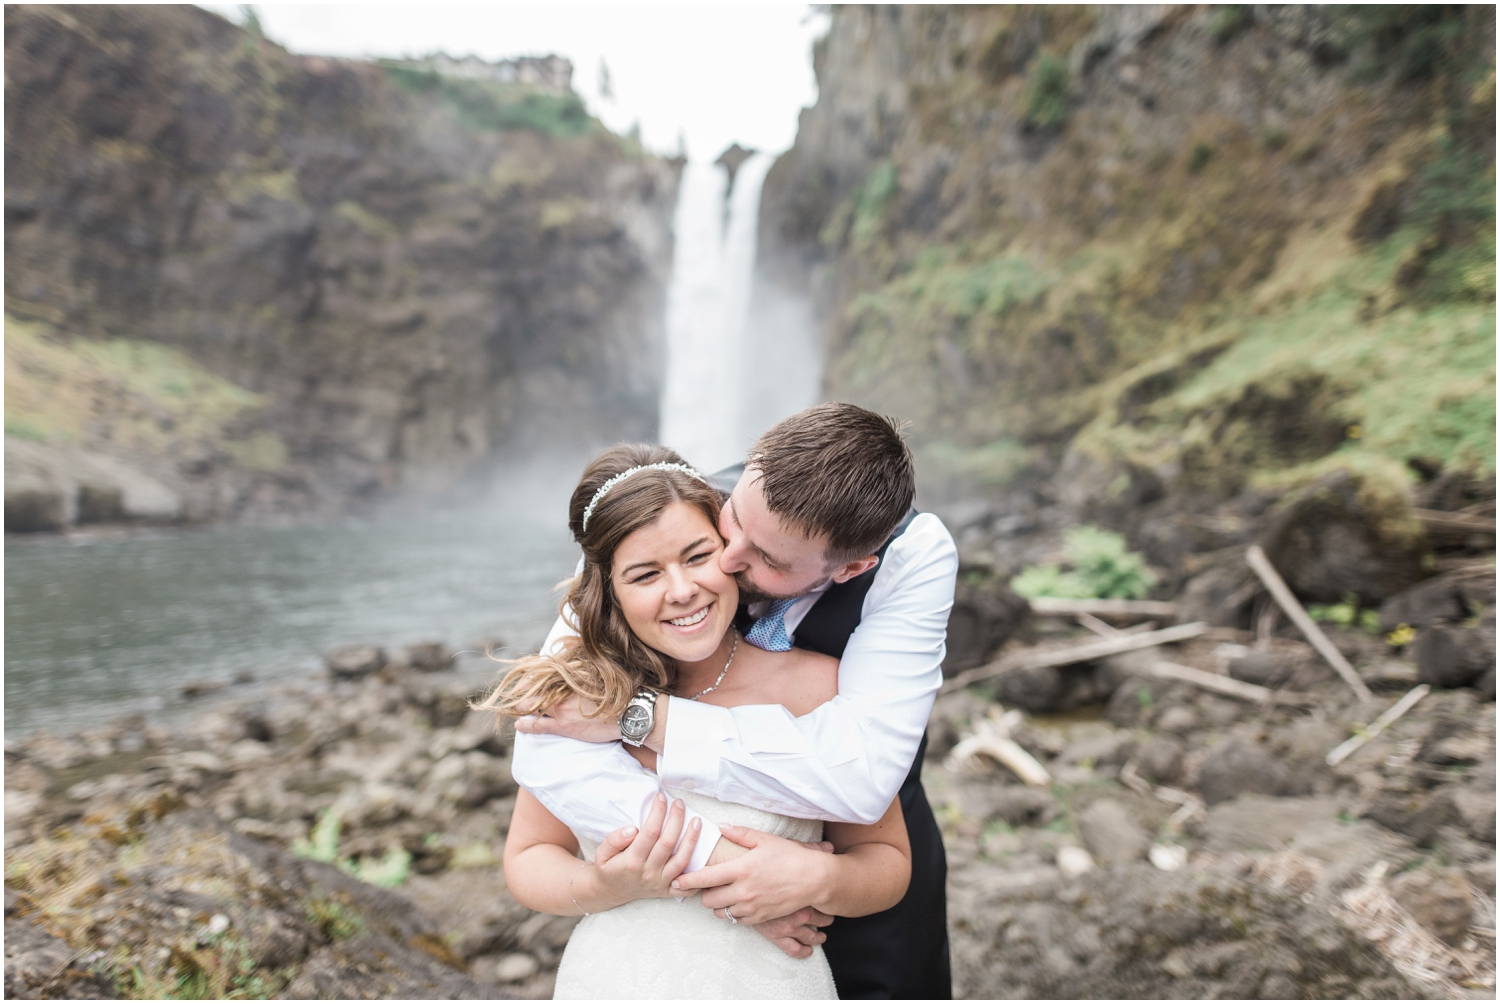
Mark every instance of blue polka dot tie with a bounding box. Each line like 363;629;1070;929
745;598;797;652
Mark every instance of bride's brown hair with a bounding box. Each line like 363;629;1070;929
473;443;723;721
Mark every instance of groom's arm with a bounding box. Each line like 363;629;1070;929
657;513;956;824
517;514;955;829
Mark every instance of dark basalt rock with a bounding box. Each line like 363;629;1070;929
1259;471;1429;605
1415;625;1496;689
943;569;1032;675
1197;739;1292;806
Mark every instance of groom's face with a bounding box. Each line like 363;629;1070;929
717;470;837;601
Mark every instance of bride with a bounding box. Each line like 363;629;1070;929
476;444;911;1000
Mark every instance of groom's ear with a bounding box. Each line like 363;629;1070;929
828;555;879;584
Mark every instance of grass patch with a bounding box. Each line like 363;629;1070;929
305;896;364;941
4;316;288;469
332;200;399;239
1080;244;1495;486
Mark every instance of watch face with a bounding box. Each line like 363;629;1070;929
621;704;650;737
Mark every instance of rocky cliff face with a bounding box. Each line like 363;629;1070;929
5;5;678;529
761;5;1494;522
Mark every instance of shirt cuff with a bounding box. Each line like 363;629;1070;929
682;814;722;874
658;695;733;794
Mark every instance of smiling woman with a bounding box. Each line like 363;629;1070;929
610;501;738;669
474;443;726;722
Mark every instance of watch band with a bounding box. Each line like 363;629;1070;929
619;688;657;747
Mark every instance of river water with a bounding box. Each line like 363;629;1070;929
4;486;579;739
6;150;825;741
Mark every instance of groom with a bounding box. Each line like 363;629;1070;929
514;402;957;999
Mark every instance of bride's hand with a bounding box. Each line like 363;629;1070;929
586;793;701;908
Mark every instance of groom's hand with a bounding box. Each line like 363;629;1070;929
511;694;617;743
671;824;836;926
753;907;835;959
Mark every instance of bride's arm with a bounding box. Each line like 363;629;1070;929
505;789;704;916
816;796;911;917
670;797;911;924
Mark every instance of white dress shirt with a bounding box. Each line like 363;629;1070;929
512;512;957;872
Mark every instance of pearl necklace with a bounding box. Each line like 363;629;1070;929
685;629;739;701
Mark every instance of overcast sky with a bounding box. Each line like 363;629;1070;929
199;4;828;161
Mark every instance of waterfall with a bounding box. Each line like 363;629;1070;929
659;152;815;475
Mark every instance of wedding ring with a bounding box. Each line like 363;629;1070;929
724;907;738;925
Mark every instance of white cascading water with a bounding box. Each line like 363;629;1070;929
659;152;814;474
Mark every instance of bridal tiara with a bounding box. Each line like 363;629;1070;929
580;462;707;531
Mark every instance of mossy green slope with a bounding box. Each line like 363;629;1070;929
770;5;1495;500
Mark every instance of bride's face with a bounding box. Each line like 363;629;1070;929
610;500;738;664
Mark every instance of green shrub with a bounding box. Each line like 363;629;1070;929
1188;141;1214;173
291;809;340;863
1336;5;1474;81
1011;526;1157;600
1011;562;1095;600
1308;594;1384;634
1024;54;1070;130
293;809;411;889
383;66;594;138
852;161;899;244
1209;5;1247;44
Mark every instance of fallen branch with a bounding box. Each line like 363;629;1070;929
940;621;1208;694
1028;597;1178;618
1245;545;1373;702
1326;684;1431;767
1119;759;1205;830
1075;611;1119;637
1147;660;1315;706
1413;507;1497;535
1075;612;1158;638
944;707;1052;787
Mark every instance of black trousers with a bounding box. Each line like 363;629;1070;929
821;734;951;999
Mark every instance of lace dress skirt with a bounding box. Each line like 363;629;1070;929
552;789;838;1000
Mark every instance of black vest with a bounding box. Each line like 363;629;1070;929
710;464;951;1000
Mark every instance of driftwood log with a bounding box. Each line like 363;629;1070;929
1245;545;1374;703
1028;597;1178;618
1146;660;1316;707
1326;684;1432;766
941;622;1208;694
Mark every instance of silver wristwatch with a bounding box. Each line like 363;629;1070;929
619;689;657;747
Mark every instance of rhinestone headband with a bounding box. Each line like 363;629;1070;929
580;462;707;531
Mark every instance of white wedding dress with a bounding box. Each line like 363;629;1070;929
552;788;839;1000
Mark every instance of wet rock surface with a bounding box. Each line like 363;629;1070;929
3;660;550;999
7;486;1498;1000
927;599;1496;996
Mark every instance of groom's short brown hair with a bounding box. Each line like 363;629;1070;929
748;402;915;564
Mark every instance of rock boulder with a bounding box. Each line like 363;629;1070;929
1197;740;1291;805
